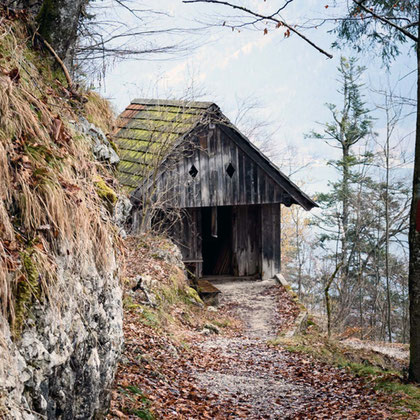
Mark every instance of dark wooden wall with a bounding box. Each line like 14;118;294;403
167;203;281;279
169;208;202;262
145;123;284;279
153;125;290;209
261;203;281;279
232;205;261;277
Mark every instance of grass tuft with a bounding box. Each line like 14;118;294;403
0;14;117;334
272;331;418;415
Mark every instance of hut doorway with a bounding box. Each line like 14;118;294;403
202;206;233;276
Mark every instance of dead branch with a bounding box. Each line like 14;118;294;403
353;0;418;43
37;34;73;89
183;0;333;59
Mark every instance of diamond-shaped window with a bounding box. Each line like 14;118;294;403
226;163;235;178
189;164;198;178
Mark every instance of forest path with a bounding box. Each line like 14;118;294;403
213;279;280;339
192;279;405;419
194;279;310;418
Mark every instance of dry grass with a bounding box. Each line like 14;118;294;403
0;14;117;334
84;91;116;134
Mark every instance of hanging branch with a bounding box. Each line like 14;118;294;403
353;0;418;43
39;35;74;89
183;0;333;59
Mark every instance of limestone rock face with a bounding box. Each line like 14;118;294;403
76;117;120;165
0;118;125;419
0;249;123;420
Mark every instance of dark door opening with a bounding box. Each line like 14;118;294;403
202;206;233;276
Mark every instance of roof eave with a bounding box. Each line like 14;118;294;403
219;122;318;211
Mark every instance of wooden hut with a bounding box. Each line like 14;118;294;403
115;99;317;280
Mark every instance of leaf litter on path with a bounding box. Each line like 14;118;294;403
108;248;415;419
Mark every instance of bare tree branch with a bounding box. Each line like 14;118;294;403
183;0;333;59
353;0;418;43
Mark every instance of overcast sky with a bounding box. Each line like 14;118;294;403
98;0;416;195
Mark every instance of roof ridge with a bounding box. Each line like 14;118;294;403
131;98;216;109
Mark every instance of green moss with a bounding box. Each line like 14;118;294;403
376;381;420;414
139;308;159;328
95;177;118;211
183;286;204;305
109;139;118;153
123;296;141;310
51;67;67;85
211;319;232;328
13;251;41;337
160;286;177;304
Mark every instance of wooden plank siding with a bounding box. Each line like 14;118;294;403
172;204;265;278
261;203;281;279
152;126;290;209
231;206;259;277
171;208;202;262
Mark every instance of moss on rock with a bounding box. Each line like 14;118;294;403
13;251;41;338
95;176;118;212
184;286;204;305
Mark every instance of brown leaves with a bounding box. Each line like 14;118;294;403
1;67;20;84
2;240;21;271
50;116;71;145
108;238;413;419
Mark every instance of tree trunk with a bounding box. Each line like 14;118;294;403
4;0;87;69
408;37;420;383
341;143;350;278
325;262;343;339
385;112;392;343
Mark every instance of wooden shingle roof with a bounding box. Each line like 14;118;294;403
115;98;317;211
115;99;218;191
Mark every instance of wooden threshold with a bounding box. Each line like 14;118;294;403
201;275;260;284
197;279;221;294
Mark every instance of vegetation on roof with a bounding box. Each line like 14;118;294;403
114;100;213;192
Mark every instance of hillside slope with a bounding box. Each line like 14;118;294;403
0;11;124;419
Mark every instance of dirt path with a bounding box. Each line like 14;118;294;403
214;279;280;339
192;280;407;419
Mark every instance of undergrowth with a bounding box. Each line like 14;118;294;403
0;12;117;336
271;329;419;415
122;234;237;340
119;386;155;419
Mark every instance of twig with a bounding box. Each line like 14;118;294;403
183;0;333;59
353;0;418;43
36;33;73;89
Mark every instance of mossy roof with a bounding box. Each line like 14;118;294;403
114;98;215;191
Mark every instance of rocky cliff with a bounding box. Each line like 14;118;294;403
0;12;124;419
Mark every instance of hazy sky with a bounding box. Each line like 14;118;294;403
98;0;416;195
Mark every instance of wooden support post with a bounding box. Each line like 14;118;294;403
211;206;218;238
